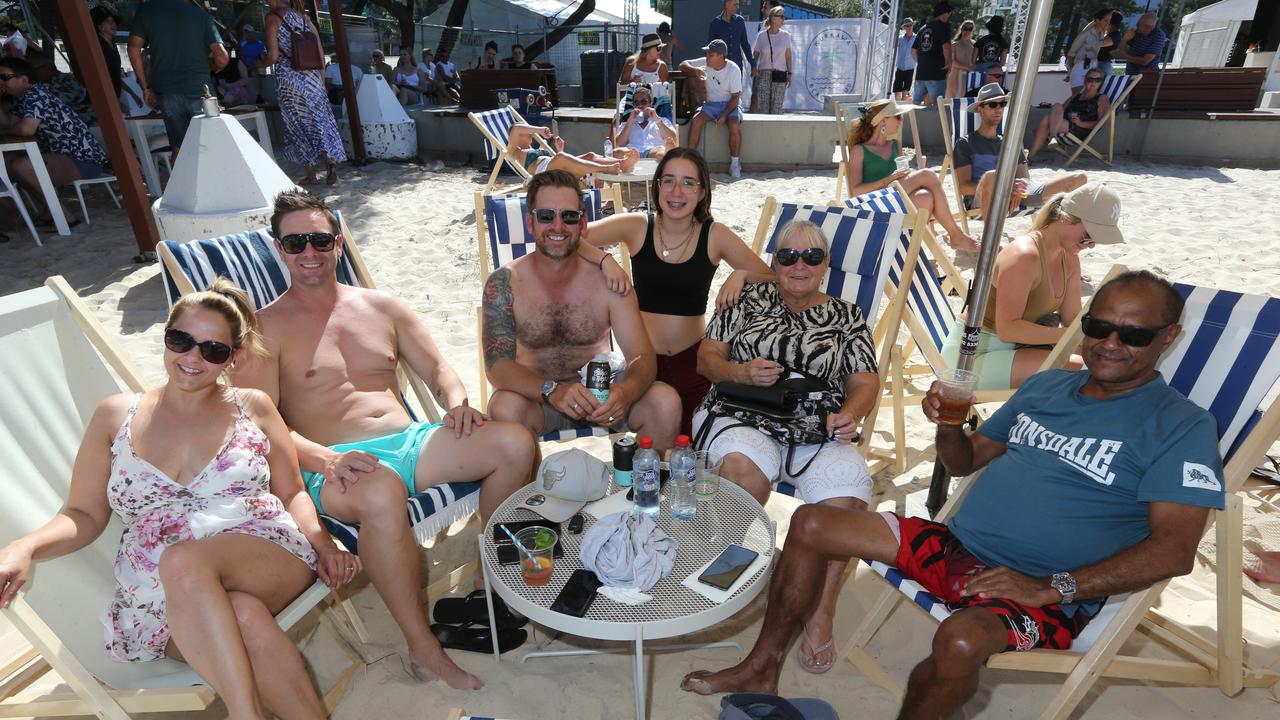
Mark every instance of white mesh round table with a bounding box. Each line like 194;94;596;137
594;158;658;210
477;478;775;719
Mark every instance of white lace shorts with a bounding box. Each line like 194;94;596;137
692;409;873;504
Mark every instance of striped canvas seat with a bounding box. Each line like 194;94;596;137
157;223;481;553
467;105;555;193
475;189;614;443
966;71;986;93
1052;74;1142;167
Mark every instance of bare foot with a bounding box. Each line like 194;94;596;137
680;657;779;696
407;650;483;690
948;232;980;252
1244;551;1280;584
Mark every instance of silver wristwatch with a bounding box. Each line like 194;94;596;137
540;379;558;402
1050;572;1077;604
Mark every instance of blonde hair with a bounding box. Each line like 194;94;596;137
1029;193;1079;232
776;219;830;254
955;20;975;40
166;278;267;359
847;98;893;147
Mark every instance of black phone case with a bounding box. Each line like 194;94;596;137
496;542;565;565
550;569;602;617
492;518;560;544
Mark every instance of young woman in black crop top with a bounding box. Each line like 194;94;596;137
578;148;772;435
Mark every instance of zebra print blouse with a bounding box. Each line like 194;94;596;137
698;282;878;412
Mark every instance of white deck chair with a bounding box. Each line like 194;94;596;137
0;277;363;718
473;187;625;444
747;197;916;485
467;105;555;194
157;220;481;592
0;158;40;245
843;272;1280;719
832;101;925;203
1050;74;1142;166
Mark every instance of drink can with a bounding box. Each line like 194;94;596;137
612;436;636;487
586;359;611;404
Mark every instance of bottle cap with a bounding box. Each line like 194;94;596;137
638;435;654;449
675;434;690;447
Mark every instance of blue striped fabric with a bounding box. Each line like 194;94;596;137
483;189;605;269
617;81;674;125
763;203;904;328
946;97;1004;143
1099;74;1137;106
472;106;521;161
322;481;482;554
966;71;985;92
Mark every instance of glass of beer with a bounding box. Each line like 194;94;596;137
935;369;978;426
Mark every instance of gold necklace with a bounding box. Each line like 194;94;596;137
659;219;697;259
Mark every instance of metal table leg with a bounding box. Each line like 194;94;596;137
633;625;645;720
478;535;501;661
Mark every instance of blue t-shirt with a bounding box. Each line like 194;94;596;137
241;39;268;68
952;131;1026;197
949;370;1224;609
708;13;753;69
1124;26;1167;74
896;34;917;71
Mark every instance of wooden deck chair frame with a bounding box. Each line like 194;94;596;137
746;194;923;476
467;105;555;195
832;101;925;204
0;277;364;719
842;265;1280;719
1051;74;1142;167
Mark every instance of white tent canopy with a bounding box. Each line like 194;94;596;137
1172;0;1256;68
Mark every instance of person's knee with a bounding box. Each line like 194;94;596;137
157;541;207;590
932;612;1002;671
487;420;537;469
638;382;681;428
1064;171;1087;190
487;390;532;425
721;452;769;491
351;469;410;520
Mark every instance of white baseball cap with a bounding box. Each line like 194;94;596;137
1060;184;1124;245
519;449;610;522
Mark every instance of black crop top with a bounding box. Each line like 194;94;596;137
632;213;717;316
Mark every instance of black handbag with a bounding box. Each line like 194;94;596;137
693;370;844;477
766;33;788;84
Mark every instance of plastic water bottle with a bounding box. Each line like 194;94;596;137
603;137;613;157
632;436;661;518
669;435;697;521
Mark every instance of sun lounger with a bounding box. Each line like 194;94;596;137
1050;73;1142;166
467;105;555;194
832;101;925;203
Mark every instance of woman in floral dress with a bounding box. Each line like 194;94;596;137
262;0;346;185
0;279;357;720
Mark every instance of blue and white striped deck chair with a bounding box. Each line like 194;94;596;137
474;188;620;444
965;70;986;94
467;105;552;194
844;274;1280;718
937;96;1037;232
749;198;914;491
157;220;482;556
1051;74;1142;167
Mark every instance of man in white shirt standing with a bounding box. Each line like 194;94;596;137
685;39;744;178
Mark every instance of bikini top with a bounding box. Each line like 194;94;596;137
631;213;716;316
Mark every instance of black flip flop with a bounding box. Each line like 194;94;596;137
1253;455;1280;485
432;590;527;630
430;622;527;654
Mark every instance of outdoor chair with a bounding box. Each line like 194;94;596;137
936;96;1036;234
843;270;1280;718
0;158;40;245
0;277;363;718
965;70;985;94
467;105;555;194
748;196;917;484
71;175;121;225
832;100;925;203
473;187;625;444
157;219;482;584
1049;73;1142;166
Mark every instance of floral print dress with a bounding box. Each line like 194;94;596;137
103;391;317;662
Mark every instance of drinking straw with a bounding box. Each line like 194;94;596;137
499;524;539;563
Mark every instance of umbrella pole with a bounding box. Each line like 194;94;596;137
926;0;1058;517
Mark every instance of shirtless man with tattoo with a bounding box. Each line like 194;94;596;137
235;190;536;690
482;170;680;450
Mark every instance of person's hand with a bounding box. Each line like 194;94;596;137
586;383;634;428
644;106;656;121
548;382;599;421
716;113;727;126
922;380;973;426
537;126;553;139
601;255;632;295
443;400;487;438
315;545;361;589
740;358;784;386
1009;178;1029;211
960;566;1060;608
826;410;861;444
715;269;749;310
1123;28;1136;41
143;88;158;110
889;168;911;183
0;544;33;608
751;67;758;78
786;74;793;88
322;449;379;491
553;136;565;153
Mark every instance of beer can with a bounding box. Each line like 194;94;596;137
612;436;636;488
586;359;611;404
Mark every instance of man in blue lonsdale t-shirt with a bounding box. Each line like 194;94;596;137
681;271;1226;718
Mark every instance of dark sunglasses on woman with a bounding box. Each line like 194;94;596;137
279;232;338;254
774;247;827;267
164;329;233;364
1080;313;1171;347
532;208;584;225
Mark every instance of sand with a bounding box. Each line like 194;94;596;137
2;157;1280;719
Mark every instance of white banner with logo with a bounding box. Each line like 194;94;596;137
771;19;871;112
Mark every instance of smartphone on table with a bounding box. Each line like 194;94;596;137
697;544;760;591
551;569;603;617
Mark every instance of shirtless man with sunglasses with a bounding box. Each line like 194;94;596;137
481;170;680;450
235;190;537;690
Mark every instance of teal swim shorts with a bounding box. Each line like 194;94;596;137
939;320;1018;391
302;422;441;515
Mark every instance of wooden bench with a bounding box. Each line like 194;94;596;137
459;69;559;110
1127;67;1265;116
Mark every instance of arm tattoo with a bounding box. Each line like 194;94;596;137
482;268;517;370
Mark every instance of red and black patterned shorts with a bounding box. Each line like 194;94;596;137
893;515;1093;652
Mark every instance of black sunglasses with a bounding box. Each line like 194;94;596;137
1085;76;1103;82
532;208;584;225
279;232;337;254
0;73;15;81
164;328;233;364
775;247;827;267
983;100;1009;109
1080;314;1171;347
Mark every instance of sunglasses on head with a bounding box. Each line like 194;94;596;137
983;100;1009;109
1080;313;1171;347
279;232;337;254
164;328;233;364
532;208;584;225
774;247;827;267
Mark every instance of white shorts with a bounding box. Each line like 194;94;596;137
692;409;873;505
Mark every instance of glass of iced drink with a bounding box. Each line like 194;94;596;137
935;369;978;426
514;526;557;586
